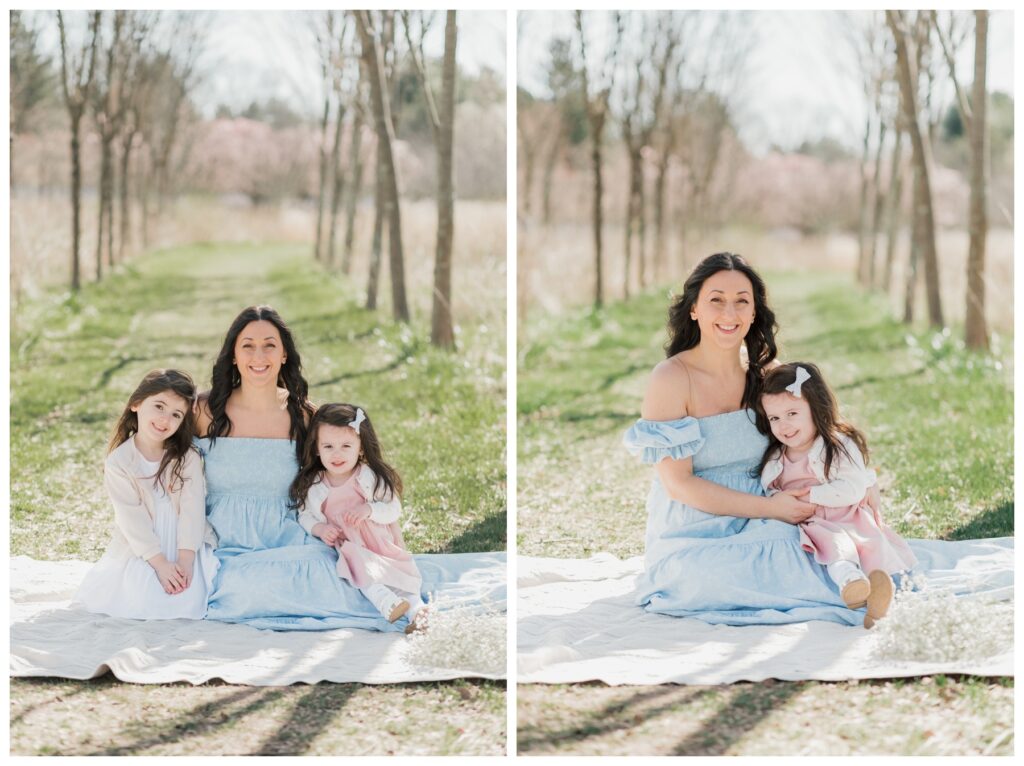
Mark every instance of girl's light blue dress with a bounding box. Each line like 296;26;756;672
196;437;399;632
624;410;863;626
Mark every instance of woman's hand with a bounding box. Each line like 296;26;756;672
175;549;195;590
765;489;816;525
312;522;344;546
148;554;185;594
342;503;372;526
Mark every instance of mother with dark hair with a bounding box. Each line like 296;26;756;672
195;305;397;630
624;253;875;625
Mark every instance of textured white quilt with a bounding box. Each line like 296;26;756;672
11;554;506;686
518;538;1013;685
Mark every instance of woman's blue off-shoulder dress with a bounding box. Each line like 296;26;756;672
624;410;863;626
196;437;400;632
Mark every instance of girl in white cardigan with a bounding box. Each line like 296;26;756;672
75;369;217;620
755;363;917;628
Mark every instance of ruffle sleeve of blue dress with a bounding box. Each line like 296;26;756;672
623;417;705;465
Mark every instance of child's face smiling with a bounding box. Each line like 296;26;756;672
131;391;189;448
761;392;817;456
317;423;362;481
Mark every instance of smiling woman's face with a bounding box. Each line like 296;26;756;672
690;270;755;351
233;320;286;387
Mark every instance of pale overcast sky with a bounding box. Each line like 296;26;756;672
199;10;506;118
518;10;1014;154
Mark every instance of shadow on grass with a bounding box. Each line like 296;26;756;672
311;341;420;388
10;679;92;727
254;684;359;755
428;511;506;554
945;502;1014;541
671;680;804;755
87;681;288;756
517;685;715;753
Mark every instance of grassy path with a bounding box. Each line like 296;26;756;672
516;270;1012;756
10;243;506;756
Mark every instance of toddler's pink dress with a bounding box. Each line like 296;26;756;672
772;450;917;574
321;473;422;595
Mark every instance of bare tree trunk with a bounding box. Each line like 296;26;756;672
868;117;888;287
69;115;85;290
965;11;989;349
341;101;365;275
58;10;100;291
903;163;922;323
430;10;457;349
856;113;872;286
357;11;409;322
326;98;346;267
118;131;135;262
888;10;943;327
637;160;648;289
623;149;638;300
314;91;331;262
653;146;671;282
883;125;904;290
541;128;563;226
95;138;112;280
366;140;384;310
589;137;606;309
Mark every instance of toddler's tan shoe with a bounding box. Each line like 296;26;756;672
841;577;870;609
863;570;894;629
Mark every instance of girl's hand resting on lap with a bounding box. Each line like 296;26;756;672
149;555;186;594
175;549;195;590
342;503;372;526
766;488;816;525
312;522;345;546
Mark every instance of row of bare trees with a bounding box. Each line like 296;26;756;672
307;10;459;349
520;11;749;309
843;10;991;348
44;10;205;291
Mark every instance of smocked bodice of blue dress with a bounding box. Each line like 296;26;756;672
624;409;860;626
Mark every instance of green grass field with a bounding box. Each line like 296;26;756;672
516;270;1013;756
9;242;507;756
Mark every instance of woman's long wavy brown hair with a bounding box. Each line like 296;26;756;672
289;403;402;511
665;253;779;410
108;369;198;491
203;305;315;459
753;362;870;480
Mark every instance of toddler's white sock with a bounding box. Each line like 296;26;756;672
827;559;866;587
362;583;402;617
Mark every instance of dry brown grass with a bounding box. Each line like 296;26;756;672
10;194;506;331
517;221;1014;333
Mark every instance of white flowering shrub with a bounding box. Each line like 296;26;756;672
872;575;1014;663
402;595;506;675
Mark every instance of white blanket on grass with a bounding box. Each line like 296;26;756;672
518;538;1013;685
10;554;506;686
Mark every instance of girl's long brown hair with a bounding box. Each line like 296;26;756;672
753;362;870;480
109;369;198;491
289;403;403;510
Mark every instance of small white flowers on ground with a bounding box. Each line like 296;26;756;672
402;595;506;676
871;574;1013;664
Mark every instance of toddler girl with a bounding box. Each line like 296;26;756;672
291;403;427;632
75;369;217;619
755;362;917;628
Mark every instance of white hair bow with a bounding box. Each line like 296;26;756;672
785;366;811;398
351;407;366;434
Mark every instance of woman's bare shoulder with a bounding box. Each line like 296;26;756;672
642;355;692;420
